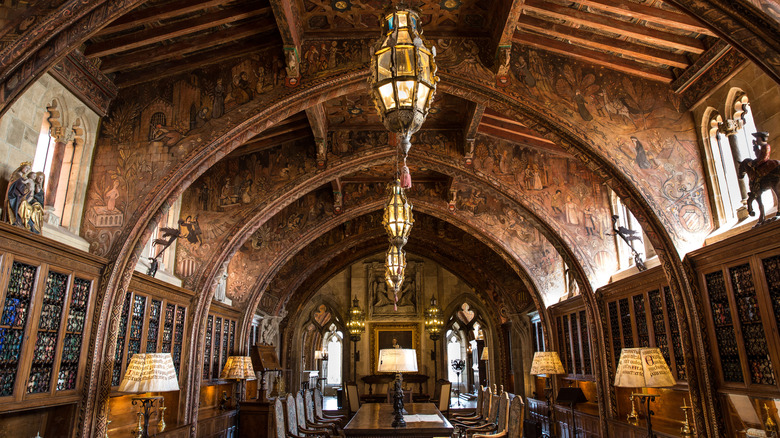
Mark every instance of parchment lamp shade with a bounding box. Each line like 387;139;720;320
481;347;489;361
119;353;180;393
614;348;676;388
378;348;418;373
614;348;675;438
529;351;565;376
220;356;257;381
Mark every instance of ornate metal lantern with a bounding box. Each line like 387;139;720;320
346;296;365;342
385;243;406;297
424;297;444;341
382;179;414;246
369;6;438;184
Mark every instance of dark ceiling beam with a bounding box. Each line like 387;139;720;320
304;102;328;139
228;126;312;158
513;30;675;82
485;0;525;67
113;37;281;88
572;0;715;36
331;178;343;214
85;5;271;58
481;110;556;144
95;0;228;36
99;21;279;74
478;124;567;153
305;102;329;167
269;0;303;83
463;101;486;165
516;16;691;69
523;0;705;54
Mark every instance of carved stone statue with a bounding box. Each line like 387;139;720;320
739;131;780;226
4;162;45;234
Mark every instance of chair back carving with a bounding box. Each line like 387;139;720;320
488;393;500;423
346;382;360;414
437;381;452;412
495;392;510;432
507;396;525;438
304;389;317;423
286;394;300;435
295;391;309;429
474;385;484;415
481;386;493;418
274;398;287;438
314;388;326;417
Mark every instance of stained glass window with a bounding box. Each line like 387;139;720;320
0;261;37;396
57;277;89;392
706;271;743;383
112;292;132;386
127;294;146;366
663;287;686;380
730;264;775;385
173;306;186;376
28;271;69;394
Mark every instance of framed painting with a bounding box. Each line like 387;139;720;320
370;323;421;373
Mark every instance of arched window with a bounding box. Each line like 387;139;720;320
732;93;775;212
323;325;343;385
610;190;652;270
446;327;464;388
30;106;87;230
705;110;741;223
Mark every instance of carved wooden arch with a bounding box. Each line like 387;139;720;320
193;147;597;317
84;69;709;436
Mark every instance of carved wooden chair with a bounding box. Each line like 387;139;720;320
285;394;327;438
304;389;341;432
451;386;491;426
345;382;360;416
455;391;499;433
314;388;347;426
436;381;452;418
451;384;484;421
474;395;524;438
464;391;509;438
295;391;333;435
274;398;288;438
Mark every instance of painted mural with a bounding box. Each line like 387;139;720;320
80;34;715;313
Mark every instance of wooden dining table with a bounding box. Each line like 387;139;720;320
343;403;454;438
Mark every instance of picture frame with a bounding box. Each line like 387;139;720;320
370;322;421;373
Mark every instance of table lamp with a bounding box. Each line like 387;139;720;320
118;353;180;438
530;351;565;438
378;348;418;427
480;346;489;361
220;356;257;408
614;348;676;438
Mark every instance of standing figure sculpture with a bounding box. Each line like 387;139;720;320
4;162;45;234
739;131;780;226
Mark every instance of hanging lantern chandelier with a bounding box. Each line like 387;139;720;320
382;178;414;247
385;242;407;309
369;5;438;188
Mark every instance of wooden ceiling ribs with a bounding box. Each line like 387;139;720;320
514;30;675;82
572;0;715;36
521;0;705;54
85;5;271;58
98;19;278;74
113;38;280;88
516;15;690;69
95;0;229;36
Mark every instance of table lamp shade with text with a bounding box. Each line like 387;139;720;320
614;347;676;388
377;348;418;373
220;356;257;380
529;351;565;376
119;353;180;393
